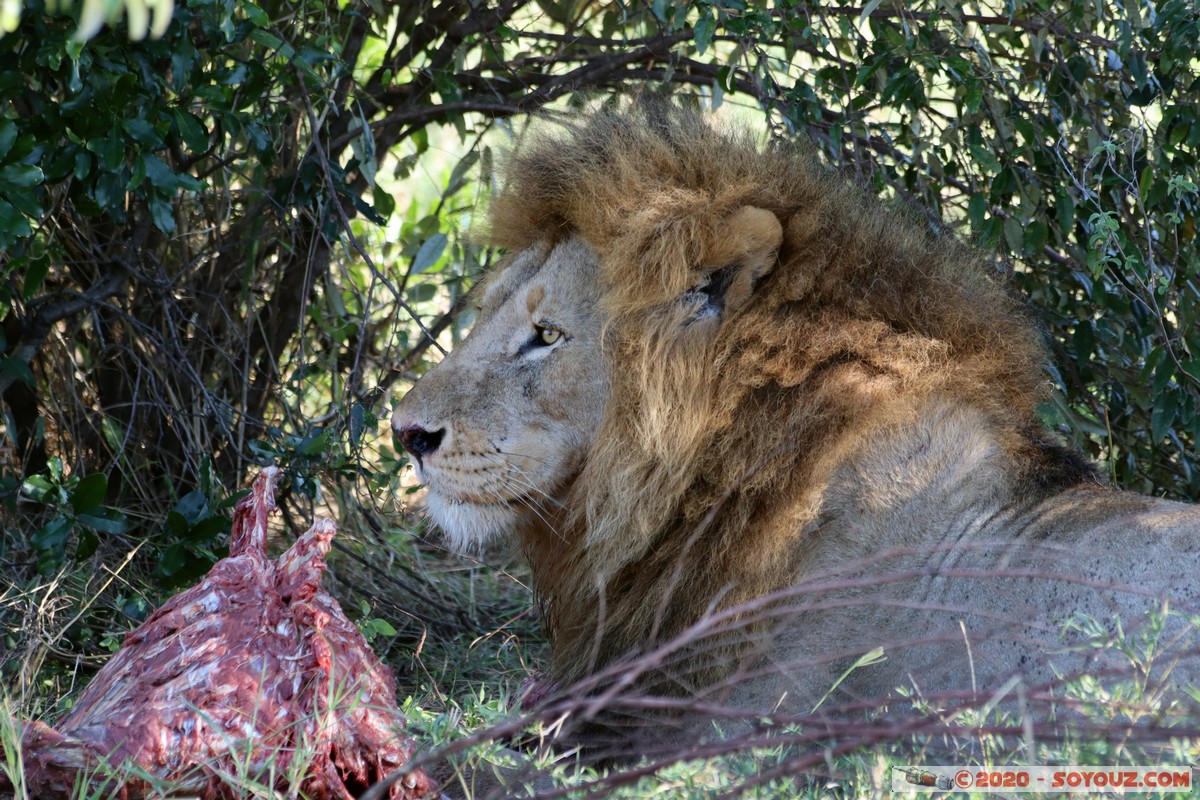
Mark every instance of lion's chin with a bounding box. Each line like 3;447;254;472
423;491;520;553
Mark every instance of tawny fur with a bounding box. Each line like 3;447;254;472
393;101;1200;725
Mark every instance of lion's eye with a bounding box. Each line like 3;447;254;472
534;324;562;346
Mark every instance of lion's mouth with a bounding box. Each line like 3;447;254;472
411;467;537;508
429;486;545;510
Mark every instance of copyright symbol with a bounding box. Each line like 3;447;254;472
955;770;971;788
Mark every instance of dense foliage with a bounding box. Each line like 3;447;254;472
1;0;1198;697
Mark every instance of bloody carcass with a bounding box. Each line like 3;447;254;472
1;467;434;799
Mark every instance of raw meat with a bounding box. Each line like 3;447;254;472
1;467;434;799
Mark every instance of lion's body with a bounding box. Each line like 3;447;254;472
393;103;1200;734
735;400;1200;710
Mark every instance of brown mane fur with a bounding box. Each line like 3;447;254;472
484;101;1097;685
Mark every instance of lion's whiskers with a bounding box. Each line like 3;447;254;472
494;467;569;542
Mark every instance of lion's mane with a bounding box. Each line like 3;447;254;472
484;102;1097;685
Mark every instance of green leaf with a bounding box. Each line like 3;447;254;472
217;62;250;86
857;0;885;28
350;402;367;447
693;13;716;56
218;489;251;511
407;284;436;303
963;84;982;114
242;2;270;26
174;490;208;524
812;646;886;712
0;198;30;239
100;417;125;452
0;163;44;188
186;515;228;543
127;153;146;190
1151;399;1176;443
1003;217;1024;252
1025;220;1048;254
73;150;91;181
166;509;189;537
158;542;187;577
1153;361;1175;396
990;166;1016;197
176;173;205;192
249;28;291;57
444;150;480;197
352;193;385;225
172;110;209;152
147;192;176;233
77;527;100;559
77;509;128;535
300;430;328;455
373;189;395;220
71;472;108;514
1139;344;1167;384
412;232;448;274
4;185;40;217
88;133;124;171
121;118;160;147
369;618;397;636
1055;192;1075;232
22;256;49;300
21;475;56;503
31;515;73;551
0;356;35;386
967;193;986;229
142;154;178;192
0;119;16;160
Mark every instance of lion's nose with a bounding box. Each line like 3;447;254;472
395;424;445;460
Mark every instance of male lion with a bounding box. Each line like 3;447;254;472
392;102;1200;747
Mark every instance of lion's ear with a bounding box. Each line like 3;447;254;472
688;206;782;319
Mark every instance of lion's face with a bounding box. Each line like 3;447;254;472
391;236;609;551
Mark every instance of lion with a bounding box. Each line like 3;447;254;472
391;101;1200;746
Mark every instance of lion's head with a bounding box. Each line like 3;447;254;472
392;101;1092;683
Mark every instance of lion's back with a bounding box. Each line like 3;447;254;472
752;400;1200;713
